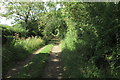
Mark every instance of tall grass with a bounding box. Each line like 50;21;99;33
14;36;44;53
3;36;44;76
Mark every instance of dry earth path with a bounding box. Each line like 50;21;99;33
42;45;63;79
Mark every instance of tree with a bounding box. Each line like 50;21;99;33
1;2;45;28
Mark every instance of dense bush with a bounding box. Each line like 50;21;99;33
60;2;120;78
1;24;28;37
1;24;28;45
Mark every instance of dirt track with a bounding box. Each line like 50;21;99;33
4;45;63;79
42;45;63;79
4;46;46;78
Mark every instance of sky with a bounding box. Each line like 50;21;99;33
0;2;14;26
0;3;13;26
0;17;14;26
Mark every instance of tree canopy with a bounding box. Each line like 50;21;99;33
1;1;120;78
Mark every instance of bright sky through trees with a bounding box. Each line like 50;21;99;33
0;2;61;26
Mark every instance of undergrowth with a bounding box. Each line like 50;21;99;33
2;36;44;76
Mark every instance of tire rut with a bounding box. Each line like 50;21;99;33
42;45;63;79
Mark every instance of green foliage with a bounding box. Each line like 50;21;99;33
60;2;120;78
2;36;44;76
1;24;28;37
13;44;53;78
14;36;44;53
1;2;120;78
2;2;44;23
63;19;77;50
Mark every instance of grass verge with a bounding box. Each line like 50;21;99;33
13;54;48;78
12;44;53;78
3;36;44;76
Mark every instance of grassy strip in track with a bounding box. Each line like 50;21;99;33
40;44;53;54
